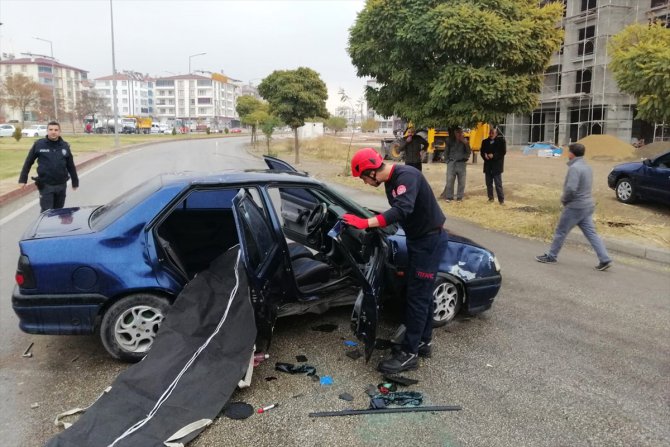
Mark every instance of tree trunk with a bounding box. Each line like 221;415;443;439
293;128;300;164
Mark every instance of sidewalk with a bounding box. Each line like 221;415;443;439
3;144;669;266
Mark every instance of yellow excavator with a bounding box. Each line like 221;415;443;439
381;123;491;163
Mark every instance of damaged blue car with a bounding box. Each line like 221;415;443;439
12;156;502;362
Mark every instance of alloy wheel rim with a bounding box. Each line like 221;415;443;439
617;182;632;200
433;281;458;322
114;305;165;353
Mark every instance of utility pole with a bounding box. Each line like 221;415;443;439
109;0;119;148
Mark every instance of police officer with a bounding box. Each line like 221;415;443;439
18;121;79;212
343;147;448;374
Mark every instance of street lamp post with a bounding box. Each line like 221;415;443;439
188;52;206;74
109;0;120;148
34;36;57;121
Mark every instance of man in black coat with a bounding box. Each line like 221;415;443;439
18;121;79;212
481;128;506;204
398;127;428;172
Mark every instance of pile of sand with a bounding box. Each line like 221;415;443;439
636;141;670;159
576;135;635;162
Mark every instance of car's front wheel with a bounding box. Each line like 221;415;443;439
432;276;461;327
615;178;636;204
100;294;170;362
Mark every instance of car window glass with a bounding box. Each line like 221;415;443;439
237;188;275;272
182;189;237;209
90;177;162;229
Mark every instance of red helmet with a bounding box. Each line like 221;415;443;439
351;148;383;177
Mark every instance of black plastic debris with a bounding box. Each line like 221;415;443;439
265;376;278;382
370;397;387;409
311;323;338;332
275;362;316;376
345;349;362;360
296;355;308;363
311;375;320;382
223;402;254;420
339;393;354;402
309;405;462;417
372;391;423;407
374;339;393;350
383;375;419;387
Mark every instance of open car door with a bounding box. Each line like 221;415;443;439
263;155;298;172
328;220;388;362
231;188;288;350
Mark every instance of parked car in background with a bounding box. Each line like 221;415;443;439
21;125;48;137
230;128;243;133
0;124;16;137
607;150;670;205
150;123;169;134
12;156;502;362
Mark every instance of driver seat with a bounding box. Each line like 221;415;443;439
292;257;331;288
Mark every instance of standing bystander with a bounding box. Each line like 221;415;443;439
398;127;428;172
342;148;448;374
440;128;471;202
536;143;612;271
481;128;506;204
18;121;79;212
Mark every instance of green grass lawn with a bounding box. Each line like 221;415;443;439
0;133;235;181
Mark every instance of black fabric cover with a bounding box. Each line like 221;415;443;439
47;248;256;447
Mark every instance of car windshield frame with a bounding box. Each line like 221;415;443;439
90;176;163;230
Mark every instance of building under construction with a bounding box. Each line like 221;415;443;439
502;0;669;147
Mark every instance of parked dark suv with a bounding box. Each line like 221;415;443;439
607;151;670;205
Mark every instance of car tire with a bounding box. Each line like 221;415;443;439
100;294;170;362
432;276;461;327
615;178;636;204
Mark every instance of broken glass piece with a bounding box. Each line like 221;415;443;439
296;355;308;363
338;392;354;402
345;349;362;360
274;362;316;376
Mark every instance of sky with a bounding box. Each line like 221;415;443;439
0;0;368;113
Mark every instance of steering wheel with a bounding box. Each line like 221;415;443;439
305;203;328;234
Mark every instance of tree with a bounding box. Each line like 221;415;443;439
260;114;283;154
258;67;329;164
1;74;42;126
75;90;110;128
361;118;378;133
37;86;65;122
325;116;347;135
348;0;563;128
609;22;670;124
236;95;267;145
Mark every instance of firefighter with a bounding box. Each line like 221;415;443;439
343;147;448;373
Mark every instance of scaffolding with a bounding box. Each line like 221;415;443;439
502;0;670;147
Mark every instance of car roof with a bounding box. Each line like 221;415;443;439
158;169;322;188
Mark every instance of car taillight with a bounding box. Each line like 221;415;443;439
16;255;36;289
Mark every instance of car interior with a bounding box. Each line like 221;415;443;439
153;185;375;301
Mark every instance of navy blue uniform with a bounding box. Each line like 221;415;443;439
19;137;79;212
380;165;448;354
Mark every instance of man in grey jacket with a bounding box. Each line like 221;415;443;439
536;143;612;271
440;128;471;202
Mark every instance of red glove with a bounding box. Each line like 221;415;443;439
342;213;369;229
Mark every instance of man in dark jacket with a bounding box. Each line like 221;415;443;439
398;127;427;172
343;147;448;374
481;128;506;204
18;121;79;212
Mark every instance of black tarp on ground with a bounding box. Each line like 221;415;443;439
47;248;256;447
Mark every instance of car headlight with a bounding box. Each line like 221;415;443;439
492;255;501;272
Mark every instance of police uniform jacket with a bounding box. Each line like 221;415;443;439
19;137;79;187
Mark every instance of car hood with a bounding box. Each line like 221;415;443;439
612;161;643;172
394;227;484;248
22;206;98;239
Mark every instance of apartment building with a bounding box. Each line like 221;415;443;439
0;55;88;121
504;0;670;146
93;71;154;116
154;73;238;128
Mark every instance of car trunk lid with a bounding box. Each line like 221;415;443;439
21;206;97;240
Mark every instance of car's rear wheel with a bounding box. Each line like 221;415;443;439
432;276;461;327
100;294;170;362
615;178;636;204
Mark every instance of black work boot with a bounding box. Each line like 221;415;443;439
418;341;432;358
377;351;418;374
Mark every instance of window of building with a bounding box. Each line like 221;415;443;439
577;26;595;56
198;89;210;96
198;98;212;104
122;90;127;95
651;0;667;8
198;108;208;114
123;98;128;103
38;65;52;73
156;80;175;87
575;69;592;94
581;0;596;10
197;80;212;86
190;99;195;105
123;107;128;113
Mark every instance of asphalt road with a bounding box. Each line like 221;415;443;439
0;138;668;447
